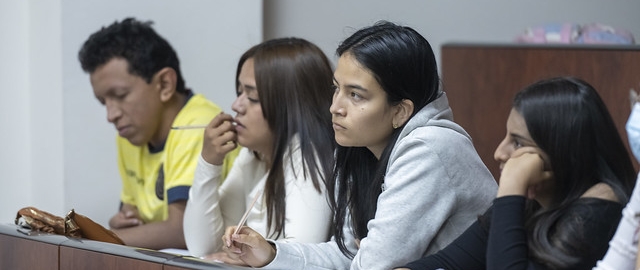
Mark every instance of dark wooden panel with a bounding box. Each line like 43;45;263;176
441;44;640;179
164;256;252;269
0;223;243;269
0;223;70;270
0;233;59;270
60;246;164;270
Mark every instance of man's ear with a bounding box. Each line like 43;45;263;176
155;67;177;102
392;99;414;128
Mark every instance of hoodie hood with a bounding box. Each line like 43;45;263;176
397;91;471;143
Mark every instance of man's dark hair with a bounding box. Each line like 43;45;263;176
78;17;187;93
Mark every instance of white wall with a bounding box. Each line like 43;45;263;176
264;0;640;66
30;0;65;224
0;1;35;225
0;0;62;225
0;0;262;226
3;0;640;228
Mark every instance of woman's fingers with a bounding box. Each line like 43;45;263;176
208;113;234;128
201;113;237;165
219;225;275;268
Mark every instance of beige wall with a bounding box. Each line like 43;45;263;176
264;0;640;65
0;0;262;226
3;0;639;226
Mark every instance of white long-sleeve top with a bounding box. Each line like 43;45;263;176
593;173;640;270
183;142;332;257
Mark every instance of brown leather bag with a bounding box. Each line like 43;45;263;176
15;206;124;245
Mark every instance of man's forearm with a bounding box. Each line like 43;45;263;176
114;219;186;250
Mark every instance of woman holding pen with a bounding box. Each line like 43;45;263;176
217;21;498;270
183;37;336;260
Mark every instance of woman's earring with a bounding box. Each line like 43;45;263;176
393;123;398;129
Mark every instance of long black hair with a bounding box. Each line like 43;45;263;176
328;21;440;257
514;77;635;268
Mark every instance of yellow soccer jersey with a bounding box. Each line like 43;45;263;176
117;94;239;223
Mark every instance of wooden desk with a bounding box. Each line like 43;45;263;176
0;223;67;270
441;43;640;179
164;256;248;270
59;239;171;269
0;223;249;269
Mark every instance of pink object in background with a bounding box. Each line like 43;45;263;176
515;23;635;45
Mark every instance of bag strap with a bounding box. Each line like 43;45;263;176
65;209;125;245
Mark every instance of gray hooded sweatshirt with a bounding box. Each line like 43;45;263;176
263;92;498;270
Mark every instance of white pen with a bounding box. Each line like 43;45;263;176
172;120;237;130
233;191;262;235
170;125;208;130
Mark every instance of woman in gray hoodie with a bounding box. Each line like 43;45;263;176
214;21;498;270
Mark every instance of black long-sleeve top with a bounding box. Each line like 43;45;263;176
402;196;623;270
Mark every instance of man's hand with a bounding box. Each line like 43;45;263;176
111;201;187;249
109;204;143;229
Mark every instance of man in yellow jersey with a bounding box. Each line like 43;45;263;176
78;17;237;250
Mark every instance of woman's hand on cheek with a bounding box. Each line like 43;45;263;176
525;180;555;200
498;147;554;197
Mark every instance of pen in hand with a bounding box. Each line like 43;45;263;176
233;191;262;236
171;125;208;130
172;120;237;130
